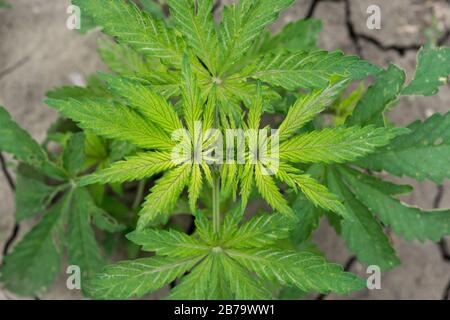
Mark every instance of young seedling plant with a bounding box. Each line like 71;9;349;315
1;0;450;299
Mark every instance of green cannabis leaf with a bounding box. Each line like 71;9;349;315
2;0;450;301
85;211;364;299
0;107;124;296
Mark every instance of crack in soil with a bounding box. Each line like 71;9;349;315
305;1;450;300
0;56;30;80
0;152;19;258
307;0;450;57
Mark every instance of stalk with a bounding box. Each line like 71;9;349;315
212;173;221;236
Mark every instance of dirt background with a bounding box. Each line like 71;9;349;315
1;0;450;300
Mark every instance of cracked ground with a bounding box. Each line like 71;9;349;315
1;0;450;300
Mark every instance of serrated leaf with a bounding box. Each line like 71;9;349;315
181;56;204;134
99;73;182;134
0;106;46;167
97;38;151;76
402;46;450;96
341;168;450;242
223;214;290;249
289;173;348;219
63;132;86;176
243;50;380;91
228;248;365;294
168;0;219;74
126;228;209;257
84;255;203;299
167;255;217;300
278;80;348;141
188;164;203;212
67;188;104;283
219;253;273;299
254;162;293;216
280;126;408;164
357;112;450;184
138;164;192;229
0;192;72;296
342;167;412;196
80;151;175;186
45;98;173;151
73;0;184;64
346;64;406;127
327;167;400;270
219;0;294;72
15;169;57;222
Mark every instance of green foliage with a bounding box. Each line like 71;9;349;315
86;214;363;299
357;112;450;184
402;46;450;96
1;0;450;301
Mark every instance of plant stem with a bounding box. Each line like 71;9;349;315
132;180;146;210
212;173;221;236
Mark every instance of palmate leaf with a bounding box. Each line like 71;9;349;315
72;0;184;64
243;50;381;91
227;248;365;294
278;80;349;141
402;46;450;96
127;228;210;258
168;0;219;74
357;112;450;184
340;167;450;242
0;106;47;167
99;73;183;134
138;164;192;229
84;255;203;299
80;151;176;185
327;167;400;270
218;0;294;72
346;64;406;127
45;98;173;151
0;192;71;296
280;126;407;164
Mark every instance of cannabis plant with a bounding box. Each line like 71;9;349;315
1;0;450;300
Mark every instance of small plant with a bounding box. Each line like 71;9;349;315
1;0;450;299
